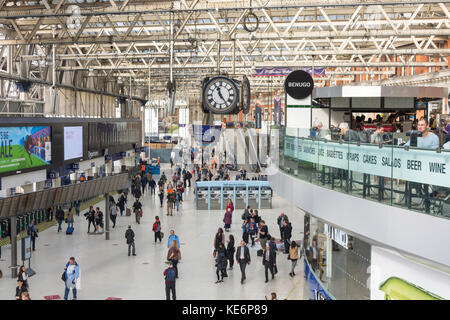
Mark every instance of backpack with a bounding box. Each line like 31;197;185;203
166;268;176;282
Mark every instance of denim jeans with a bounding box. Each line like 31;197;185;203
64;286;77;300
57;221;62;232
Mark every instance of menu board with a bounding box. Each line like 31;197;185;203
8;196;19;217
32;191;43;211
60;187;69;205
0;198;10;218
25;193;36;213
17;194;28;215
72;183;81;201
53;188;62;206
40;189;51;210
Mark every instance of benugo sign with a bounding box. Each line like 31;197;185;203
284;70;314;100
284;136;450;188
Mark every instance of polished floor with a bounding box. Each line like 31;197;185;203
0;165;306;300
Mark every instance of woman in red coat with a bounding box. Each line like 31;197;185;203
226;199;234;214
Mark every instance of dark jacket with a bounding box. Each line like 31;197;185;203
125;229;135;244
259;225;269;239
215;251;227;270
55;209;65;221
282;223;292;240
132;201;142;212
269;240;277;252
226;240;235;259
117;196;127;210
235;246;251;264
84;210;95;222
262;249;276;266
277;215;289;228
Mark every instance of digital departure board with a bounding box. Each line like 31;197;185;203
90;180;101;199
72;184;81;201
0;199;4;218
60;187;69;205
32;191;43;211
97;177;108;195
83;180;94;200
39;189;51;210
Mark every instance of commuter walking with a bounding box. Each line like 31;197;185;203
241;206;251;221
149;177;156;195
262;244;276;283
117;193;127;216
259;220;269;251
152;216;162;243
282;220;292;254
125;225;136;256
110;202;118;228
17;265;29;290
158;187;165;207
269;237;278;267
15;280;28;300
66;208;74;230
167;190;175;216
288;241;300;277
84;206;96;233
235;241;251;284
163;262;177;300
95;207;104;232
167;240;181;278
226;234;235;270
215;243;227;283
63;257;80;300
132;198;142;224
55;206;65;232
213;228;225;258
241;219;249;245
141;175;147;196
73;200;81;217
223;207;232;232
167;230;180;248
277;213;289;239
26;222;38;251
247;218;258;247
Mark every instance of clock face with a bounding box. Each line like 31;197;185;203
203;77;238;114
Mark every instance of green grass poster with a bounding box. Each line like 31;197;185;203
0;126;51;173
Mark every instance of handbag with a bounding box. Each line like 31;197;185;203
61;271;66;282
139;209;143;217
160;231;164;239
274;265;278;274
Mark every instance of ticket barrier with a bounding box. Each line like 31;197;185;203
210;187;222;210
223;187;234;207
0;219;10;238
235;187;247;209
248;187;259;209
196;187;209;210
261;186;272;209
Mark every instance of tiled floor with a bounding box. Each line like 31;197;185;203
0;165;306;300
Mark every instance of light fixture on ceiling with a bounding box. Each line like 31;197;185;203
88;68;95;77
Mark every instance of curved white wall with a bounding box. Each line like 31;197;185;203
269;170;450;267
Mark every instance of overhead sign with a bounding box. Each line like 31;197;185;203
284;136;450;188
324;224;348;249
284;70;314;100
0;126;51;174
254;67;326;77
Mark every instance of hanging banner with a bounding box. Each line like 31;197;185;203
0;126;51;174
284;136;450;188
255;106;262;129
253;67;326;77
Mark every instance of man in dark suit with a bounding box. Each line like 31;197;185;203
282;220;292;254
235;240;251;284
262;244;276;283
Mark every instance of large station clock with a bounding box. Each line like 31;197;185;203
202;76;239;114
241;75;251;114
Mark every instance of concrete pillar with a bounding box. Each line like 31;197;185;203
10;217;18;278
326;237;332;278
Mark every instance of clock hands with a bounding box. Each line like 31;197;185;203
216;87;226;103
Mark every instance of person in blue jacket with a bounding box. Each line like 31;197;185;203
167;230;180;248
63;257;80;300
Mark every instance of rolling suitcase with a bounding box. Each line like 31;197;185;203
126;208;131;216
66;226;74;235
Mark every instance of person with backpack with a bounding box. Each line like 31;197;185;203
26;222;38;251
167;189;176;216
167;240;181;279
152;216;162;243
163;262;177;300
125;225;136;256
215;243;227;284
55;206;65;232
226;234;235;270
132;198;143;224
63;257;80;300
247;218;258;247
110;202;118;228
84;206;96;233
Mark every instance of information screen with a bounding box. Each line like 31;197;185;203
32;191;43;211
39;189;50;210
17;194;28;215
64;126;83;160
0;198;10;218
26;193;36;212
0;126;51;173
8;196;19;217
53;188;62;206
